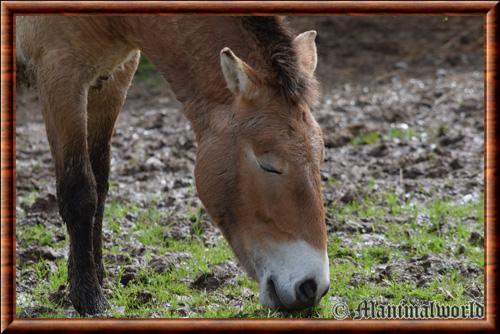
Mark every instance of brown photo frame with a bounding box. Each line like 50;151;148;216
1;1;497;332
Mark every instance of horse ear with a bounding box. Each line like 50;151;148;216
220;47;258;98
293;30;318;75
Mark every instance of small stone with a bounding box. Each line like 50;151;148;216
163;225;191;240
339;189;356;203
136;290;153;304
120;266;138;286
191;272;221;291
455;244;466;255
468;232;484;247
28;193;58;213
466;287;482;298
48;284;70;307
148;256;173;273
395;61;408;69
416;278;429;288
19;246;64;262
450;158;463;170
145;156;163;170
439;134;464;146
115;306;126;315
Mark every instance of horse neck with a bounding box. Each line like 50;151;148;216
126;16;266;138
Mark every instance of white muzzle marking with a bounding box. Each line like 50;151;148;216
252;240;330;310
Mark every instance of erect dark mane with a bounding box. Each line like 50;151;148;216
240;17;319;107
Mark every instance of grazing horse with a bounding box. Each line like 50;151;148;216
16;16;329;314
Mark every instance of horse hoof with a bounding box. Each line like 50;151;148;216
70;285;109;316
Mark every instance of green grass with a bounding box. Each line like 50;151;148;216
20;190;40;207
16;188;484;318
351;131;381;145
188;206;205;238
324;192;483;315
18;223;54;247
389;127;416;140
132;54;167;90
350;127;418;146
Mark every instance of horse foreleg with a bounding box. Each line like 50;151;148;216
87;51;140;285
38;56;106;315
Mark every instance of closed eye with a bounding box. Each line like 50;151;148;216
258;161;282;175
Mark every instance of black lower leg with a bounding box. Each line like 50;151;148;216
92;208;105;285
57;158;107;315
89;143;112;286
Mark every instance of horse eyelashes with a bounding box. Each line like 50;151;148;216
258;162;283;175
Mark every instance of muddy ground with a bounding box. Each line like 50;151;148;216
16;16;484;318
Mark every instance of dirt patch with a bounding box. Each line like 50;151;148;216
191;261;245;291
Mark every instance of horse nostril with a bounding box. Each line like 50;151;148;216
267;277;283;308
296;279;318;305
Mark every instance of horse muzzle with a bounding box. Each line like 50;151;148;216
254;240;330;311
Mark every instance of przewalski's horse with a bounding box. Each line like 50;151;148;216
16;16;329;315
